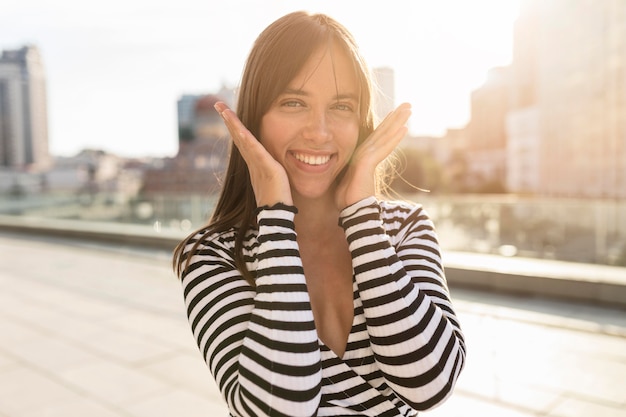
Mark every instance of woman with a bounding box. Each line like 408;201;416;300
174;11;466;417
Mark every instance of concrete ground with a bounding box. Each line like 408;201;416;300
0;232;624;417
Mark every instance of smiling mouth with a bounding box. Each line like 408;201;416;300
292;152;332;166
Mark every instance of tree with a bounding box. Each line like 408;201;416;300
390;147;443;195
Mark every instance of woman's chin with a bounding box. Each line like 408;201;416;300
291;182;336;203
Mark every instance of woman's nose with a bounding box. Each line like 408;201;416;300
303;109;331;142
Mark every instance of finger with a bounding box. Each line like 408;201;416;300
213;104;255;154
353;108;411;166
216;107;282;180
213;101;249;143
363;104;411;150
366;124;408;158
219;108;245;143
376;103;411;135
213;102;239;141
213;102;242;140
214;101;229;114
364;106;411;150
220;110;259;162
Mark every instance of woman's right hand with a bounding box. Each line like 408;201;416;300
214;102;293;207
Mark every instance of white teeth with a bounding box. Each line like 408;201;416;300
293;153;331;166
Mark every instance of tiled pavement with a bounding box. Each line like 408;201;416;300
0;232;625;417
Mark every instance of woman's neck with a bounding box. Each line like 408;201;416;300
292;193;341;239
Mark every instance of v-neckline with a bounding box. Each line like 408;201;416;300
319;280;360;360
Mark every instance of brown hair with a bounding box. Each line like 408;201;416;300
173;11;377;283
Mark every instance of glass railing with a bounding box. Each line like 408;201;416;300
417;194;626;266
1;191;625;266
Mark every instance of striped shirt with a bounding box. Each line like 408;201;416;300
180;196;466;416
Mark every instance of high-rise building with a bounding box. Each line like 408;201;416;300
372;67;395;123
507;0;626;198
177;94;203;144
466;67;512;186
176;85;235;148
0;45;49;170
142;90;234;196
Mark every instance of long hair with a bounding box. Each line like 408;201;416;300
173;11;376;283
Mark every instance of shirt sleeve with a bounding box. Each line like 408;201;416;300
338;196;466;411
180;204;321;417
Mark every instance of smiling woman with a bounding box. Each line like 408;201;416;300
258;41;361;205
172;10;466;417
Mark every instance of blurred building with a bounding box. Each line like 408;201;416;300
506;0;626;198
447;0;626;198
466;67;512;189
48;149;128;194
373;67;395;122
0;148;143;205
141;90;233;196
506;107;541;193
177;85;235;146
137;91;234;225
177;94;202;144
0;45;50;171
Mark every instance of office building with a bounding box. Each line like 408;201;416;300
142;91;232;195
372;67;395;122
0;45;49;170
507;0;626;198
466;67;512;187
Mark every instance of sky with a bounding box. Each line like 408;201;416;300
1;0;521;158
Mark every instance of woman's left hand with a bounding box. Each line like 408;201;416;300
335;102;411;209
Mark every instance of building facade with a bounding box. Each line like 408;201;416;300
142;91;233;196
372;67;395;122
506;106;541;193
508;0;626;198
0;45;49;170
466;67;512;189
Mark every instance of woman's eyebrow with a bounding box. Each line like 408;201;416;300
282;88;309;96
281;88;358;101
334;93;359;101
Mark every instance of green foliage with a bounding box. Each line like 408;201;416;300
390;147;443;194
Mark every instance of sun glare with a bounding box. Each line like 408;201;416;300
1;0;522;156
310;0;521;136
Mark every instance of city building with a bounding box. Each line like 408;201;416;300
0;45;49;170
507;0;626;198
141;91;233;196
451;0;626;198
372;67;395;122
177;94;202;144
137;91;234;225
465;67;512;190
506;106;541;193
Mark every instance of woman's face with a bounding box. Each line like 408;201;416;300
259;43;360;203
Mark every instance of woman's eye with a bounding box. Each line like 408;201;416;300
282;100;303;108
333;103;354;112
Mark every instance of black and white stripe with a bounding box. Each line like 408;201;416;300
180;197;466;416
